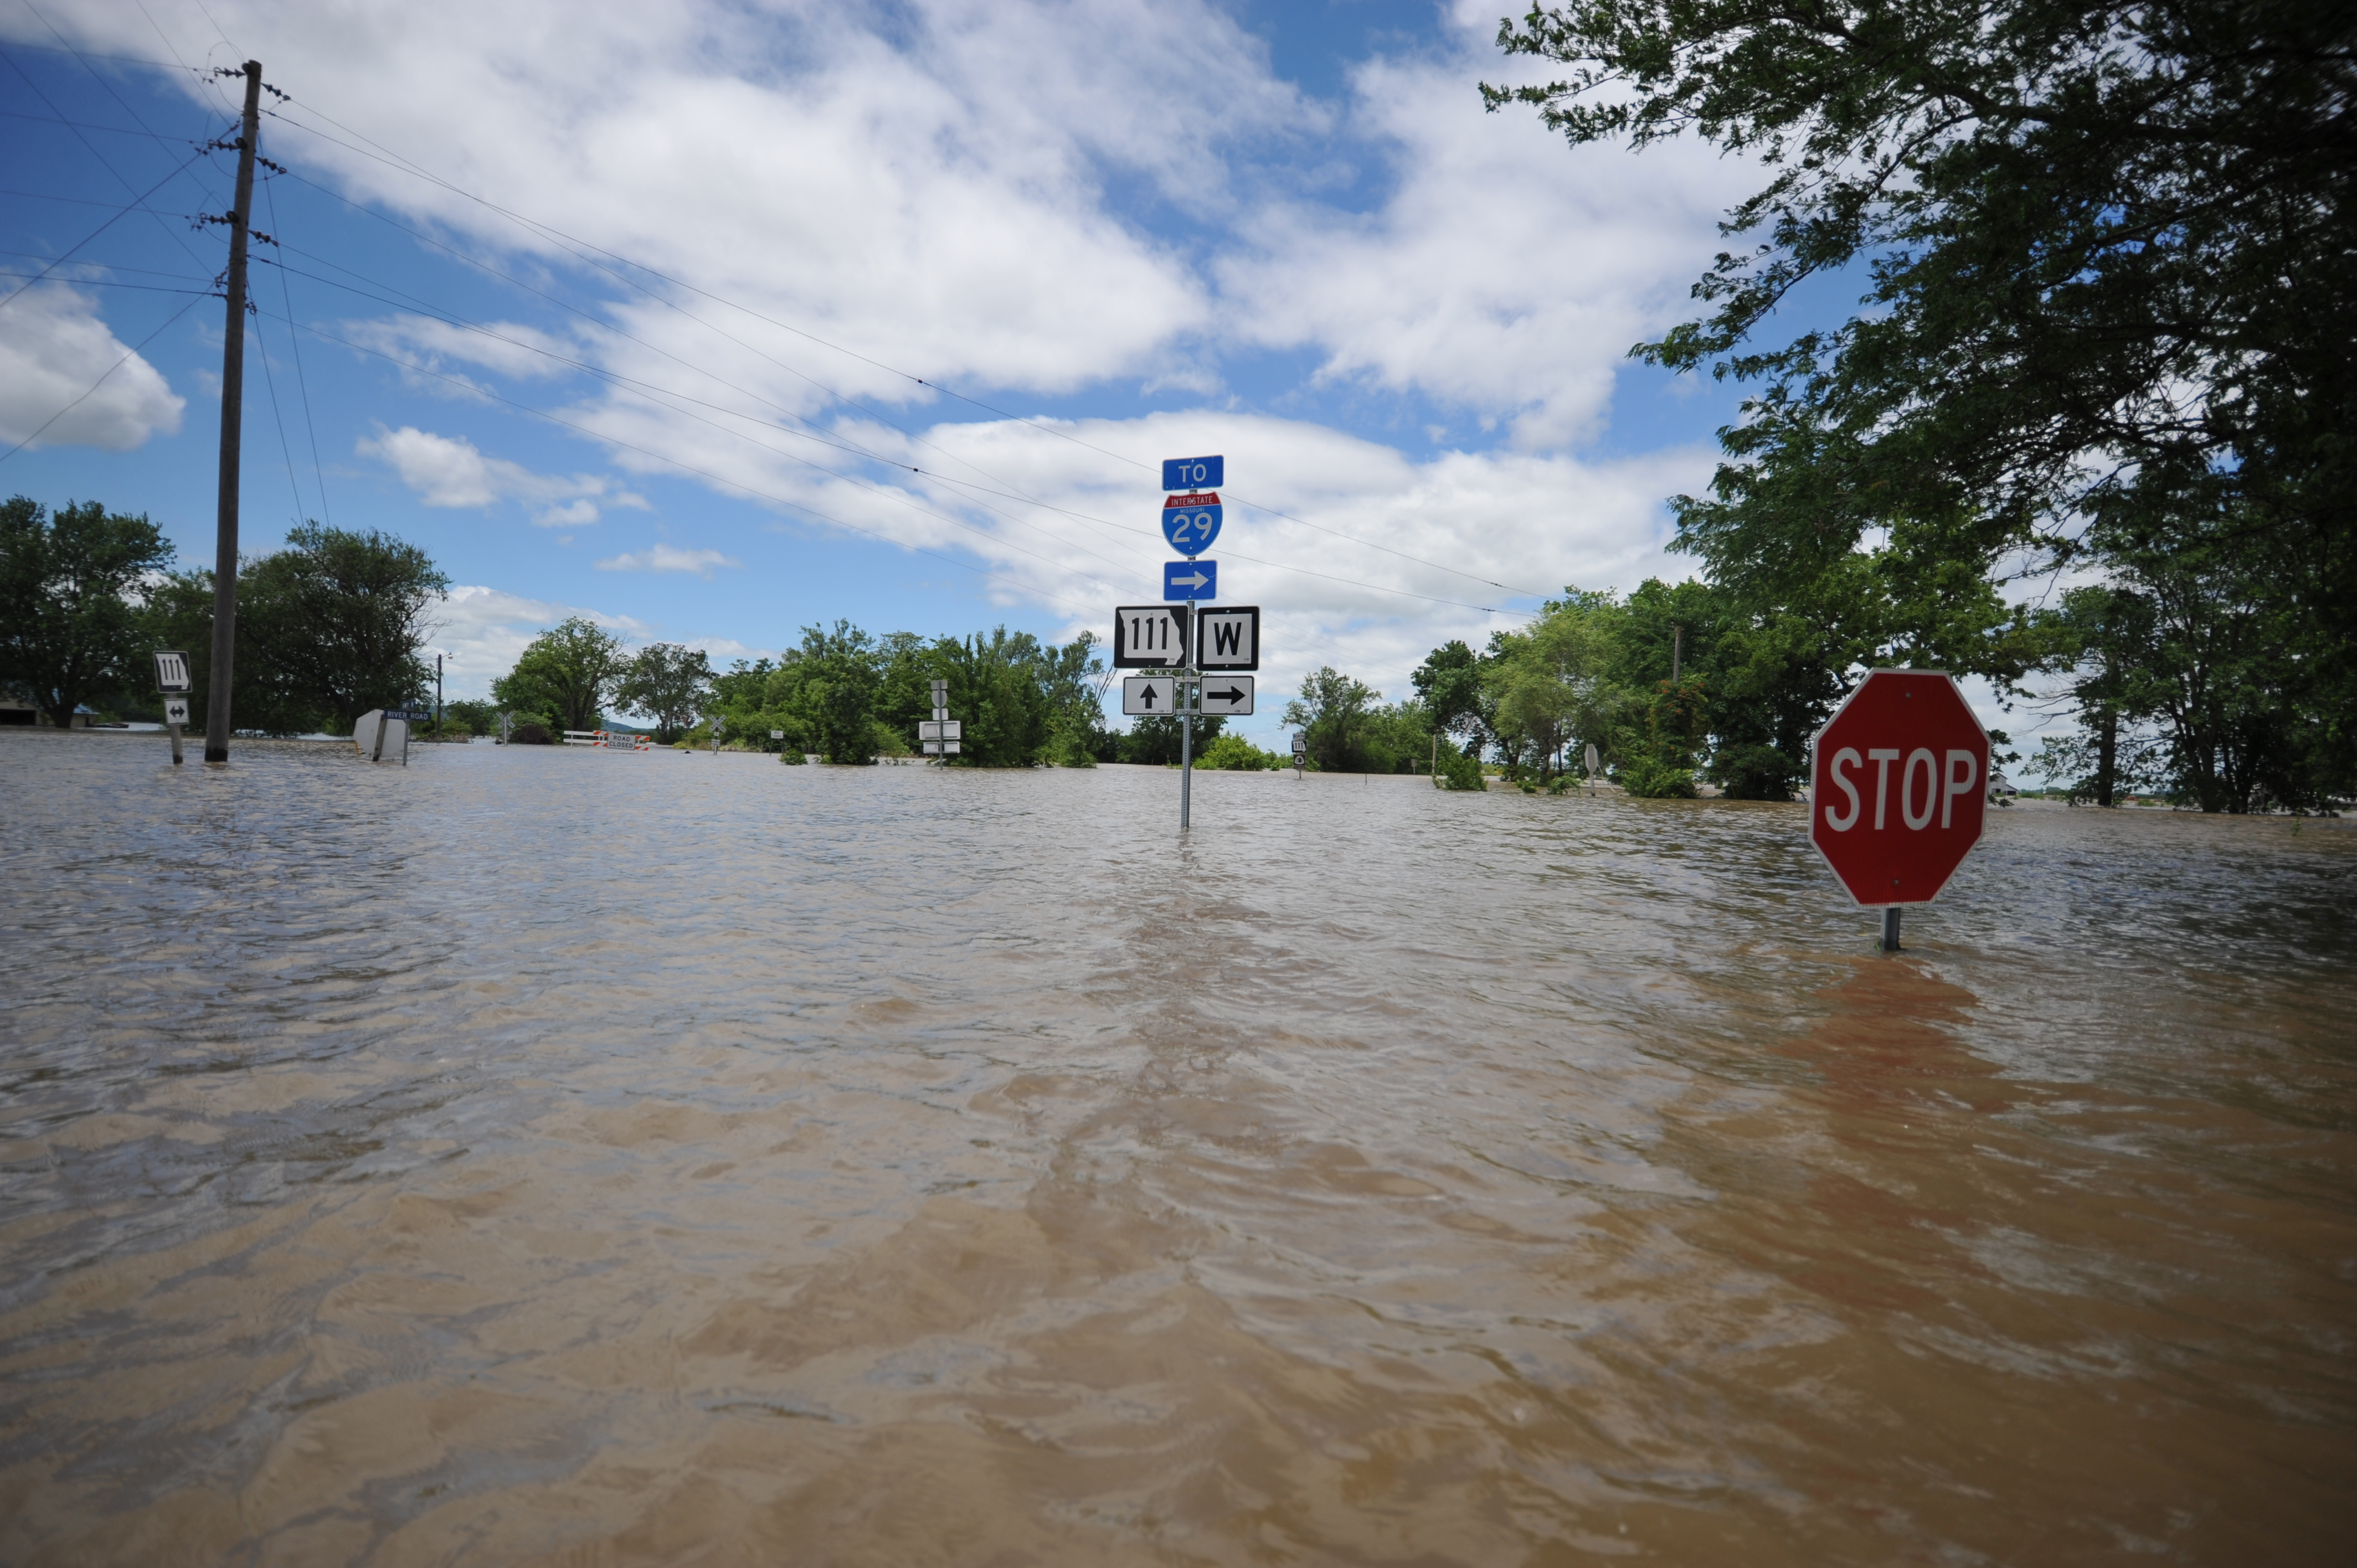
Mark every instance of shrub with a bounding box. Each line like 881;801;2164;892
778;748;807;765
1434;749;1486;791
511;721;553;745
1620;756;1698;798
1197;733;1280;770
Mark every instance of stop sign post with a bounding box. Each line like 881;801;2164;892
1808;670;1989;951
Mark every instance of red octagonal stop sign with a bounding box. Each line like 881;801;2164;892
1809;670;1989;906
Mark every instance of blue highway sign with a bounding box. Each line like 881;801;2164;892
1162;493;1222;553
1161;454;1222;491
1163;560;1217;600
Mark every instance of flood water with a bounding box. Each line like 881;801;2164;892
3;730;2354;1566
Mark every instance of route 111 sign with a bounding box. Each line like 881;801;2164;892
1113;605;1190;667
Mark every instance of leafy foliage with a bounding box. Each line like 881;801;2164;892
142;522;448;736
616;643;714;744
0;496;174;729
493;617;628;737
1490;0;2356;807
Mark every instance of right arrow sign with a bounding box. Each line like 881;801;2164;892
1196;675;1254;716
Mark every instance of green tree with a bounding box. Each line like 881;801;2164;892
493;617;629;736
1411;639;1491;759
245;524;447;734
782;620;883;764
617;643;714;744
1490;0;2355;800
1282;667;1390;773
0;496;173;729
1483;592;1628;780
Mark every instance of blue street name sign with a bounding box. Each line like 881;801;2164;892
1162;493;1222;553
1161;453;1222;491
1163;559;1217;600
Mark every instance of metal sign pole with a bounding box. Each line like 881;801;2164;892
1177;608;1196;831
1882;907;1902;953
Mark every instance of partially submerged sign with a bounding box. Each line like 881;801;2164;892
153;649;191;693
1809;669;1989;908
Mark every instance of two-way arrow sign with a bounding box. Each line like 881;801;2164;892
1196;675;1254;716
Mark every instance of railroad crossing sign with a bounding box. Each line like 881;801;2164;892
1809;669;1989;906
1197;676;1253;716
1164;560;1217;600
153;649;191;692
1162;493;1221;553
1194;606;1259;670
1113;605;1190;667
1122;675;1177;715
1162;454;1222;491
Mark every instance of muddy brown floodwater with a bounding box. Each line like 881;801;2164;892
2;731;2354;1565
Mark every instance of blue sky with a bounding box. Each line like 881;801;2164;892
2;0;1781;741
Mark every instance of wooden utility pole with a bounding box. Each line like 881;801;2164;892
203;61;263;764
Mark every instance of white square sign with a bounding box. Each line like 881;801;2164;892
163;697;190;726
153;649;191;692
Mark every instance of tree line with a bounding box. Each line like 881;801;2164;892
1;498;444;735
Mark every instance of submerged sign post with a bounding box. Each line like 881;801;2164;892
1116;454;1264;832
153;649;191;766
1808;669;1990;952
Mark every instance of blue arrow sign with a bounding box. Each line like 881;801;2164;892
1162;494;1222;552
1161;454;1222;491
1163;560;1217;600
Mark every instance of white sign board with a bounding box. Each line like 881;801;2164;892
1195;607;1259;670
1121;676;1177;715
919;719;963;741
771;729;785;740
163;697;190;726
1112;605;1189;668
153;649;192;692
924;739;961;755
353;709;408;760
1196;675;1254;716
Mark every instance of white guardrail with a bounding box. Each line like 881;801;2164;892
562;730;657;750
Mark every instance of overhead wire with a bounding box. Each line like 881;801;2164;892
261;172;331;524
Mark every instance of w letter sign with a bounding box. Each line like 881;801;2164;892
1808;670;1989;906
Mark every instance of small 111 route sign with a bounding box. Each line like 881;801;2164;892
1809;669;1989;909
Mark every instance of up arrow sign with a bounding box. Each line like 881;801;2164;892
1162;559;1218;601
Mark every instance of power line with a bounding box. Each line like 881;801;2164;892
0;145;209;312
262;173;330;525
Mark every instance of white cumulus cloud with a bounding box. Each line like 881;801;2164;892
0;285;185;453
595;544;739;576
357;425;645;523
